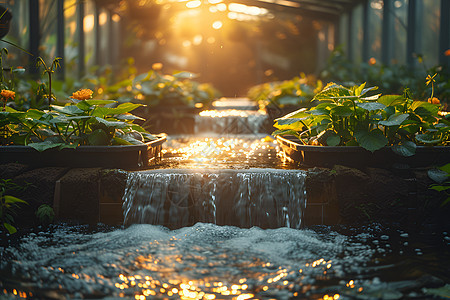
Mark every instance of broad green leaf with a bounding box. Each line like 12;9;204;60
276;118;307;126
278;108;308;119
392;141;416;157
87;129;110;146
51;105;84;115
378;95;405;107
142;132;158;141
379;113;409;126
354;129;388;152
415;133;441;144
120;135;144;145
3;222;17;234
4;195;28;205
428;168;450;183
330;105;353;117
430;185;450;192
356;102;386;111
84;99;117;106
411;101;439;117
28;141;64;152
309;108;330;116
116;114;145;121
35;204;55;223
313;83;351;101
326;134;341;146
92;103;142;117
25;109;46;119
439;163;450;174
112;137;133;145
173;71;198;79
94;117;127;129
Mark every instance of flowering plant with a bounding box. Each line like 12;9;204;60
274;80;450;156
1;88;157;151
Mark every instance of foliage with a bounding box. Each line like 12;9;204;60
428;163;450;206
1;92;157;151
0;179;28;234
247;73;322;108
114;69;221;108
320;47;450;107
36;204;55;224
273;82;449;154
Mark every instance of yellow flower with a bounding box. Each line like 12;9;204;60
71;89;93;100
152;63;163;71
426;73;437;86
1;89;15;100
427;97;440;104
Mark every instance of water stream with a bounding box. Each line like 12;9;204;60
1;105;449;299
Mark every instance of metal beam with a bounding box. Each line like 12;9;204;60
439;0;450;68
381;0;394;65
362;0;369;62
56;0;65;80
29;0;39;75
77;1;85;78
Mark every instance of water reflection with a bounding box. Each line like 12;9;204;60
2;223;447;299
161;136;295;169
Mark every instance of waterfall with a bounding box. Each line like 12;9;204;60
123;169;307;229
194;110;269;134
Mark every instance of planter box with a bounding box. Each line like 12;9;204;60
0;136;166;170
277;135;450;168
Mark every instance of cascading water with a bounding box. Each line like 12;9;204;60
123;169;306;229
194;109;269;134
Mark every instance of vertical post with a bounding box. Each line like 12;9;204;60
362;0;370;63
406;0;419;68
77;0;85;78
381;0;394;65
28;0;40;75
347;9;353;61
94;2;101;67
439;0;450;68
56;0;65;80
107;10;114;65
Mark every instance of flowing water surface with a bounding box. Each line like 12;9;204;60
1;111;449;299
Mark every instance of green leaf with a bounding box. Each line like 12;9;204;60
330;105;353;117
28;141;64;152
272;129;299;137
309;108;330;116
278;108;308;119
356;102;386;111
51;105;84;115
112;137;133;145
25;109;46;119
173;71;198;79
116;114;145;121
379;113;409;126
353;82;366;96
3;222;17;234
313;83;351;101
326;134;341;146
92;103;142;118
411;101;439;116
430;185;450;192
439;163;450;174
424;284;450;298
87;129;110;145
428;168;449;183
4;195;28;205
415;133;441;144
392;141;416;157
36;204;55;223
354;129;388;152
378;95;405;107
94;117;128;129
